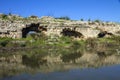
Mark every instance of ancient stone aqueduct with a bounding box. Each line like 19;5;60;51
0;15;120;39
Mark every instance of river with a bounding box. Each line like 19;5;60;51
0;46;120;80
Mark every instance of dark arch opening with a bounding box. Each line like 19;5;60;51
98;31;113;38
61;28;83;38
22;23;40;38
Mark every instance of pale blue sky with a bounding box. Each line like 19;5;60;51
0;0;120;22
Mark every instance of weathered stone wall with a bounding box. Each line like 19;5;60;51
0;16;120;39
0;19;24;38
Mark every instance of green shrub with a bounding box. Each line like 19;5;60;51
72;41;81;48
0;41;8;47
1;14;8;19
60;36;72;44
94;19;101;23
29;15;38;18
109;36;120;43
80;18;84;21
0;38;12;47
55;16;70;20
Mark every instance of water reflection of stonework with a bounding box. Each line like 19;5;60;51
0;50;120;78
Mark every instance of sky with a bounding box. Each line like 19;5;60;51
0;0;120;22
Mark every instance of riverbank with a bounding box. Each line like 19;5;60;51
0;35;120;54
0;40;120;78
0;35;120;78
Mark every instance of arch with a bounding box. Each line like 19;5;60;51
98;31;113;38
98;31;107;38
22;23;40;38
61;28;84;38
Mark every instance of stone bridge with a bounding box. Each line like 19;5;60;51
0;16;120;39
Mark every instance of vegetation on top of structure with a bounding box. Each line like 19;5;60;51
80;18;84;21
0;13;119;26
0;14;8;19
55;16;71;20
29;15;38;18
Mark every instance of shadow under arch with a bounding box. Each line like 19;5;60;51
97;31;113;38
61;28;84;38
22;23;40;38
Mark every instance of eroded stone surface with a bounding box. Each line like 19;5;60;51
0;14;120;38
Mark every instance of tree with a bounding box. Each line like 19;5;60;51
94;19;101;23
1;14;8;19
80;18;84;21
55;16;70;20
29;15;38;18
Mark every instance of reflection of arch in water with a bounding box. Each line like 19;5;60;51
61;28;84;38
22;55;47;68
97;51;107;58
61;52;82;63
22;23;40;38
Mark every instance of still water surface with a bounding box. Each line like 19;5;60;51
1;65;120;80
0;47;120;80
